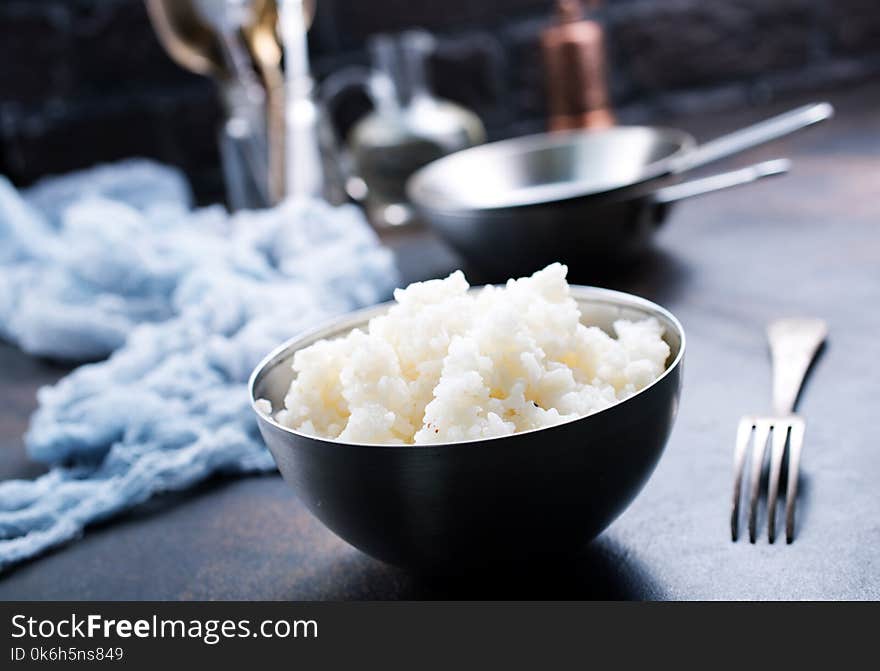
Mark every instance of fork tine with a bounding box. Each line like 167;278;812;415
766;423;789;543
747;420;771;543
785;419;806;543
731;417;754;541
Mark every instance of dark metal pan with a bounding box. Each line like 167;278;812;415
407;103;832;277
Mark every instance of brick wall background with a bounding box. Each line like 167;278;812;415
1;0;878;203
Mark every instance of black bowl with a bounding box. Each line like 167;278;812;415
249;286;685;571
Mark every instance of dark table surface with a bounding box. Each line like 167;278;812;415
2;84;879;600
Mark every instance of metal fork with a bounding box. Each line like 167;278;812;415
731;318;827;543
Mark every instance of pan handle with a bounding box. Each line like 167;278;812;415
668;103;832;174
652;159;791;205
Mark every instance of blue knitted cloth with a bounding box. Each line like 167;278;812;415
0;160;398;570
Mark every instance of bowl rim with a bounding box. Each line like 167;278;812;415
248;284;685;451
406;125;697;213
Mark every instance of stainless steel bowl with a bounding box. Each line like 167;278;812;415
407;104;832;278
249;286;685;571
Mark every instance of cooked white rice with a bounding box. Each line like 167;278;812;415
269;263;669;445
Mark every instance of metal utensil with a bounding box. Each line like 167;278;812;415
147;0;272;208
408;103;832;277
731;318;827;543
667;103;832;174
249;286;685;571
193;0;272;207
193;0;265;102
146;0;228;79
245;0;317;203
414;159;789;279
410;103;831;212
650;159;789;204
278;0;325;200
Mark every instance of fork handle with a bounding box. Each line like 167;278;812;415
767;318;828;416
